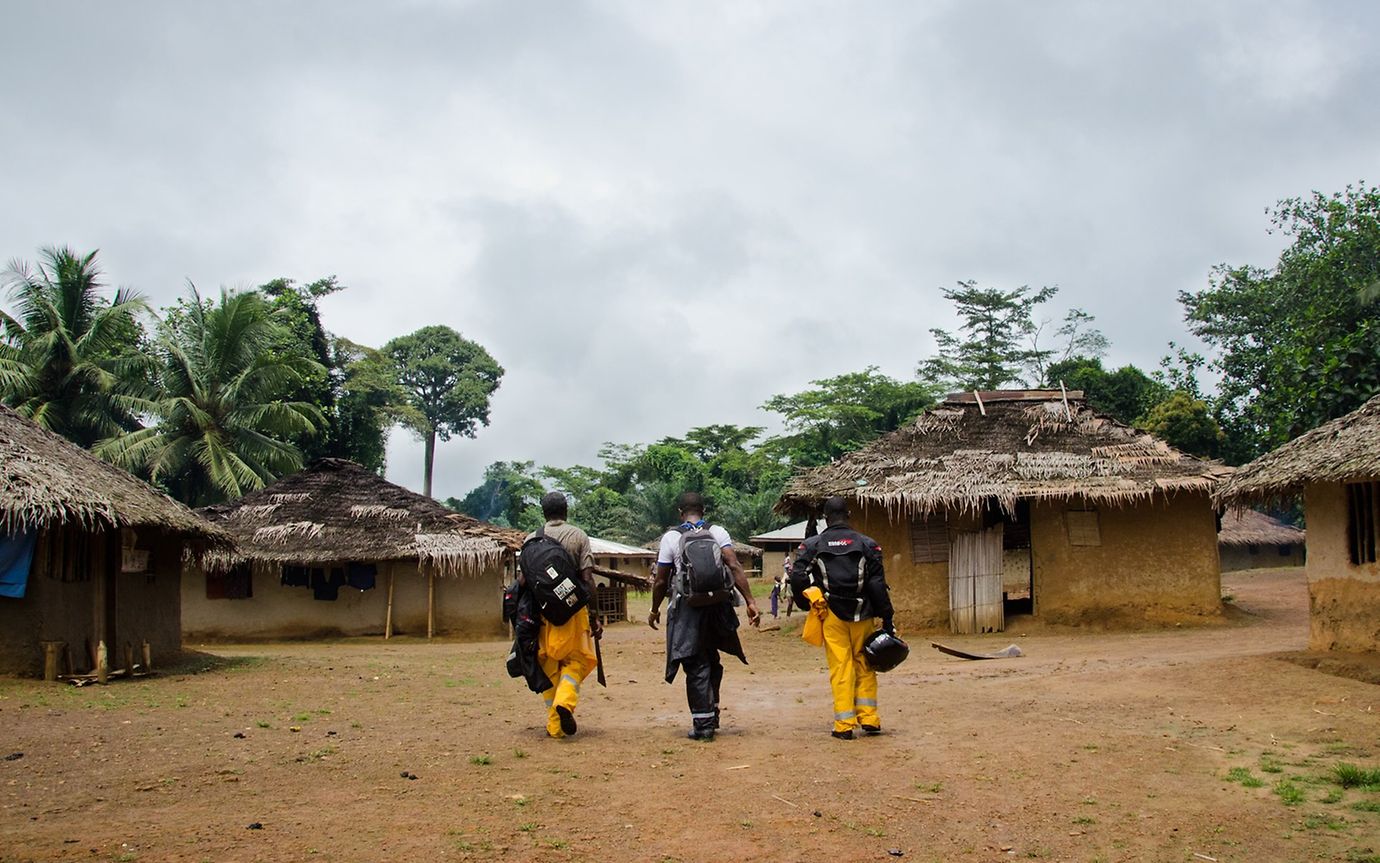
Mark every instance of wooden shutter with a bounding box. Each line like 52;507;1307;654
910;518;950;563
1065;510;1101;547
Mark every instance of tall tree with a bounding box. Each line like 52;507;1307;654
97;288;323;506
383;325;503;497
1181;183;1380;461
0;247;149;447
761;366;936;466
918;281;1057;390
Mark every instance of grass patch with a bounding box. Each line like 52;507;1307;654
469;754;492;766
1226;767;1265;788
1352;800;1380;813
519;822;537;832
1334;764;1380;790
1322;788;1346;804
1275;780;1306;806
915;781;943;794
1301;813;1348;831
1259;755;1284;774
513;748;527;759
1072;816;1096;826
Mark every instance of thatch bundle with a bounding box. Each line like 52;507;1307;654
0;405;228;542
1218;509;1305;547
1215;394;1380;506
778;391;1231;517
197;458;524;574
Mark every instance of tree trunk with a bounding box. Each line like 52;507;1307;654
423;430;435;498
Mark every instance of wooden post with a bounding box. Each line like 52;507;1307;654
141;641;152;671
426;571;436;640
41;641;63;682
96;640;108;685
385;568;395;639
123;642;135;676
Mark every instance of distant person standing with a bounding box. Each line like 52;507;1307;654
649;492;760;741
790;496;893;739
523;492;601;739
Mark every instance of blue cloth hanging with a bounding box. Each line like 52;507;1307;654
0;530;37;599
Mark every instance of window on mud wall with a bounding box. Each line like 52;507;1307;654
1346;481;1379;565
909;517;949;563
205;564;253;599
1065;509;1101;546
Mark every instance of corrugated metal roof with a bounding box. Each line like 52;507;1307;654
589;536;657;557
749;519;825;544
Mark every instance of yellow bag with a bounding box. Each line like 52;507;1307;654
801;586;827;647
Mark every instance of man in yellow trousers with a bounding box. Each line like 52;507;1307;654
526;492;601;739
790;496;894;739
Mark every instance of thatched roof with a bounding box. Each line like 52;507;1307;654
1215;394;1380;506
0;404;228;543
197;458;524;575
778;391;1231;517
1218;510;1305;547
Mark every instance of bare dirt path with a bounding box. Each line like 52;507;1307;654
2;567;1378;863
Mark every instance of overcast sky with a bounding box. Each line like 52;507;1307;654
3;1;1377;499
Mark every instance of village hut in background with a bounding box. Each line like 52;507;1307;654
749;519;826;582
587;536;655;624
1216;394;1380;652
0;405;229;678
190;459;523;641
777;390;1232;633
1218;510;1305;571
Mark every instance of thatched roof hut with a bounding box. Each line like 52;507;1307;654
776;391;1229;633
1214;394;1380;507
1214;395;1380;652
1218;510;1305;547
1;405;227;543
778;390;1231;517
1;405;227;677
186;459;524;641
197;458;522;576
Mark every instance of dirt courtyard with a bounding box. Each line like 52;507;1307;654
2;567;1379;863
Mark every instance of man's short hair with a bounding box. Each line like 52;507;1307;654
541;491;569;520
822;496;850;520
676;491;705;517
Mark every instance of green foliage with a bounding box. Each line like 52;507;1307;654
1139;390;1224;458
384;325;503;496
96;287;324;506
1045;357;1168;426
450;461;544;531
0;247;150;447
1274;779;1306;806
1181;183;1380;462
1225;766;1265;788
761;366;937;467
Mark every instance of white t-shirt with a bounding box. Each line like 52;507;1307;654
657;524;733;574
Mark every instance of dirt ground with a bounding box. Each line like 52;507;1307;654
2;567;1379;863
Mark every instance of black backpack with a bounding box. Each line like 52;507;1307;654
518;527;589;625
677;524;734;607
812;529;872;621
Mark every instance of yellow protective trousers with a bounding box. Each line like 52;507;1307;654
537;613;597;738
822;610;879;733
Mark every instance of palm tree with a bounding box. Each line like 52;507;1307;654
0;247;149;446
98;287;325;506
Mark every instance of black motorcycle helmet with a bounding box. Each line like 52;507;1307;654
862;629;909;672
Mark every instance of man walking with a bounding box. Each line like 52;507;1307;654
790;496;893;739
527;492;601;739
649;492;760;741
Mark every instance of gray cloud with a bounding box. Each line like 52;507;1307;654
2;0;1377;499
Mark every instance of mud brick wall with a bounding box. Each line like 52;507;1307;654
1304;482;1380;652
